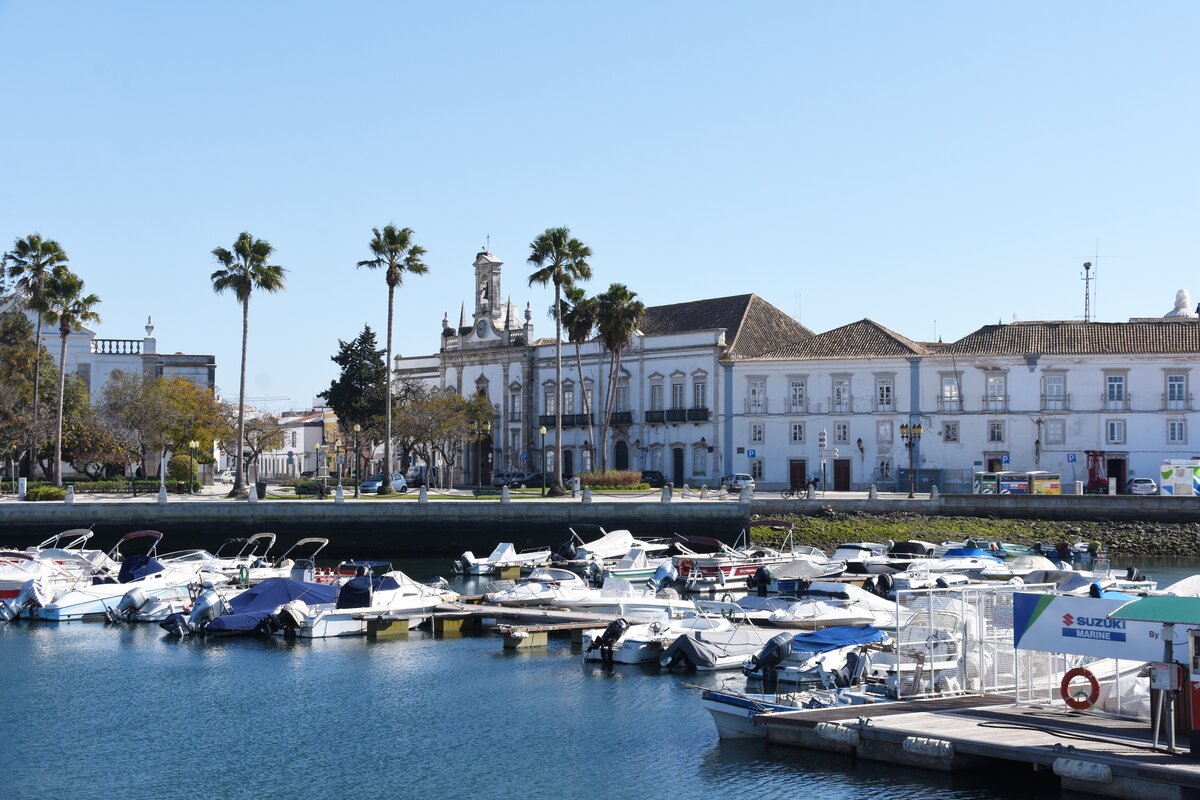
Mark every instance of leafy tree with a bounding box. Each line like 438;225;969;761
357;225;428;494
153;376;229;468
561;284;598;461
98;369;163;476
393;381;492;488
527;226;592;494
0;309;41;467
69;414;138;479
240;413;286;482
319;325;387;451
3;234;68;477
41;267;100;486
595;283;645;473
211;232;287;495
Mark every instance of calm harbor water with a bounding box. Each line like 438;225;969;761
2;554;1195;799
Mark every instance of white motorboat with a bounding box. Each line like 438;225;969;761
583;611;734;665
859;540;938;574
453;542;551;575
275;565;459;638
244;537;329;584
761;582;901;629
210;532;278;579
482;567;589;606
25;531;230;622
742;626;892;689
673;530;799;592
585;547;673;585
0;530;113;600
745;547;847;593
657;601;777;670
554;526;669;572
551;576;696;619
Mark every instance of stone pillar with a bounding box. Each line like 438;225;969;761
158;485;169;504
930;485;940;500
700;485;709;500
419;485;429;503
501;485;511;503
247;486;256;504
65;486;75;505
335;485;345;503
661;485;672;504
869;485;878;500
582;486;592;504
806;485;815;500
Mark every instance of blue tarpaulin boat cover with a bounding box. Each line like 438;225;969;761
206;578;337;633
117;555;165;583
789;626;886;653
335;575;401;609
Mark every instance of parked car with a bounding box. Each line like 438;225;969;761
495;470;538;488
1125;477;1158;495
359;473;408;494
640;470;667;488
299;470;315;478
295;477;330;497
406;465;438;487
721;472;755;493
215;469;234;485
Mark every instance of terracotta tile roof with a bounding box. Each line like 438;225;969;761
639;294;813;358
942;319;1200;356
749;318;931;360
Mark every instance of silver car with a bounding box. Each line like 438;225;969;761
359;473;408;493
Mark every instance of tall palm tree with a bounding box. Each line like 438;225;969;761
211;232;287;496
560;284;597;469
3;234;69;478
357;225;427;494
41;267;100;487
527;227;591;494
596;283;645;473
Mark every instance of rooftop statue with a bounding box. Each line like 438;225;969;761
1165;289;1198;318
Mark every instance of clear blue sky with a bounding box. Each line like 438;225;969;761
2;2;1196;411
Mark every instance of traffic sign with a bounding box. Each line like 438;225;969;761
1067;453;1077;463
521;452;528;463
747;449;757;458
1001;454;1010;465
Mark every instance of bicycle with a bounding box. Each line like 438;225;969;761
780;484;803;499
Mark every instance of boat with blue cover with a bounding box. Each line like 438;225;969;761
161;576;337;636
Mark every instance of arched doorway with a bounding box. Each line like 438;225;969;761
672;447;685;487
614;440;629;471
563;449;574;480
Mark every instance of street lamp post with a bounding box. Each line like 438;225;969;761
187;440;199;494
539;425;547;496
335;438;343;488
470;420;491;487
353;423;361;499
899;422;923;498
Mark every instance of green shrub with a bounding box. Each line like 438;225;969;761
167;455;196;482
26;485;67;501
578;470;645;489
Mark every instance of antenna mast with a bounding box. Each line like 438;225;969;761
1081;261;1093;322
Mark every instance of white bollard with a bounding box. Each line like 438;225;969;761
501;485;511;503
700;485;709;500
158;485;168;505
807;485;815;500
418;485;429;503
718;487;728;501
582;486;592;504
65;486;75;505
335;485;345;503
18;477;27;500
869;484;878;500
739;485;750;503
661;485;672;504
247;485;257;504
572;476;581;497
930;485;940;500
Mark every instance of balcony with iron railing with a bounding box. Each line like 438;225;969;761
874;402;895;413
645;409;666;424
937;396;962;413
686;407;710;422
829;397;851;414
666;409;687;423
1164;393;1193;411
1102;393;1132;411
982;395;1009;412
610;410;634;425
508;409;522;422
1040;394;1070;412
787;400;808;414
744;398;769;414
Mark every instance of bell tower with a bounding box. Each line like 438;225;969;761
473;250;503;324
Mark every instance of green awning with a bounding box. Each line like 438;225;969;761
1110;596;1200;625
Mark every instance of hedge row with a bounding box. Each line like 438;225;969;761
576;470;646;489
0;480;197;495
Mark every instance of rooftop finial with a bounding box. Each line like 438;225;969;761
145;315;154;337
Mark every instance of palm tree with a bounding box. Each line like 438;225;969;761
211;232;287;496
560;284;597;469
527;227;591;494
41;266;100;487
3;234;69;479
356;225;427;494
595;283;645;474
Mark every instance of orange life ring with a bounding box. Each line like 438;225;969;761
1060;667;1100;710
679;559;693;574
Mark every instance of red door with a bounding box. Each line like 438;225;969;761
833;459;851;491
788;460;807;490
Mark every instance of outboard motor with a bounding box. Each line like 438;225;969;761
866;573;894;599
584;560;603;586
743;632;794;693
1126;566;1142;582
750;565;772;597
654;586;680;601
160;587;231;636
586;617;630;663
648;562;678;592
555;539;578;563
110;587;150;623
0;576;55;621
274;599;309;638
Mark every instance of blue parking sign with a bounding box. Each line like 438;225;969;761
747;449;756;458
1001;454;1010;465
1067;453;1077;463
521;452;528;463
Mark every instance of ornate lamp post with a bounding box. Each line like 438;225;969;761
188;440;198;494
334;438;343;488
539;425;547;496
353;423;361;499
899;422;923;498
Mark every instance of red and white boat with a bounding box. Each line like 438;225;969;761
673;526;799;591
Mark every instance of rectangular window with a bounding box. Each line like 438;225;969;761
940;375;961;411
988;420;1004;443
834;422;849;443
583;386;593;415
877;420;893;444
878;456;892;479
581;447;592;473
1106;419;1125;445
290;431;297;447
650;384;663;411
1168;419;1187;444
750;423;764;444
692;447;706;475
510;431;521;458
671;382;684;410
986;375;1006;410
832;379;850;413
615;384;629;412
750;459;763;480
562;386;574;415
790;422;805;444
789;380;806;413
544;390;556;416
748;379;765;413
545;450;555;473
693;381;706;409
943;422;959;443
876;379;894;412
509;390;522;421
1043;374;1066;411
1167;374;1188;409
650;448;663;471
1044;419;1065;445
1106;375;1125;401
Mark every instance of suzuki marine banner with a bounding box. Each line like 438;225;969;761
1013;592;1187;660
